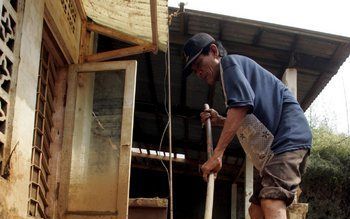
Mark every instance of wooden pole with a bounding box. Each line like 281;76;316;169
204;103;215;219
150;0;158;53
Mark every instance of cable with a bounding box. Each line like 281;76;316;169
157;30;173;219
167;36;174;219
160;4;186;218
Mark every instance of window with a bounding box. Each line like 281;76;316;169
27;38;57;219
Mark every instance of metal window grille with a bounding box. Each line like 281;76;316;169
28;41;57;219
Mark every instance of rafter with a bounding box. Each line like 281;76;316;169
150;0;159;52
85;44;156;62
87;22;150;46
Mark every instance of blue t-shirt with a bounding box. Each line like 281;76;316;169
220;55;312;154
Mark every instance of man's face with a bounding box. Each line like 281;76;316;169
191;45;220;85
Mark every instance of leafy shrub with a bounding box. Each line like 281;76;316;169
300;125;350;219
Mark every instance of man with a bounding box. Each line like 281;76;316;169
183;33;312;219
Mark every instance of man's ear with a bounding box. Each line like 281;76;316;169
210;44;219;57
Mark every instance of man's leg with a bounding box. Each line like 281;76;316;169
258;149;309;219
249;203;264;219
261;199;286;219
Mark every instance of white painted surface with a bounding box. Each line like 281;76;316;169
1;0;45;218
245;157;254;219
282;68;298;99
231;183;237;219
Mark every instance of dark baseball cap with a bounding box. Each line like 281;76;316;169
183;33;215;77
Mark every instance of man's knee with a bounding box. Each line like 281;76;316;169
261;199;287;219
261;199;286;209
249;203;264;219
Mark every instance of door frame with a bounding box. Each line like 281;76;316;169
58;60;137;219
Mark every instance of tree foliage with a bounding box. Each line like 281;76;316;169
300;124;350;219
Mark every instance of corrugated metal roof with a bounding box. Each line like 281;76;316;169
169;8;350;110
96;7;350;179
82;0;169;51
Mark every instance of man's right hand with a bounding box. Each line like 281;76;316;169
200;108;225;127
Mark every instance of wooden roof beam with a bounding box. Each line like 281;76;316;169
75;0;87;21
150;0;159;53
301;72;332;111
252;29;264;46
180;13;189;35
301;43;350;110
287;35;299;66
86;22;151;46
85;44;156;62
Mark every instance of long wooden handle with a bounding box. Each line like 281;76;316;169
204;174;215;219
204;103;215;219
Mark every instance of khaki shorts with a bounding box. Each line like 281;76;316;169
249;149;309;206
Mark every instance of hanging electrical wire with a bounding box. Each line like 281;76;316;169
166;35;174;219
157;4;186;219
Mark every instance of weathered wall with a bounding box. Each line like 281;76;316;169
0;0;44;218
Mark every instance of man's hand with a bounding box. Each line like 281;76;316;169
201;155;223;182
200;108;225;127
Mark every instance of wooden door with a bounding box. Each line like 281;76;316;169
58;61;137;219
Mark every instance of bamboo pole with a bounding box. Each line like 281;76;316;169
204;103;215;219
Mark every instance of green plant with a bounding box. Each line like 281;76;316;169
300;125;350;219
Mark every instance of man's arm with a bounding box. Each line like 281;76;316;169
201;106;248;181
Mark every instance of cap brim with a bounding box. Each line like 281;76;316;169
182;49;203;78
182;65;193;78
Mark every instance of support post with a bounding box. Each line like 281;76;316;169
231;183;237;219
282;68;297;99
282;68;309;219
245;157;254;219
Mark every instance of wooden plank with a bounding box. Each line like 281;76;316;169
66;211;118;216
47;68;68;218
86;22;151;46
150;0;158;53
74;0;87;21
57;66;78;219
129;198;168;208
116;61;137;219
78;20;87;64
132;152;186;163
252;29;263;45
180;13;188;35
44;0;82;63
85;44;156;62
74;60;137;73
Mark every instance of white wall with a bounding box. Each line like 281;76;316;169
0;0;44;218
